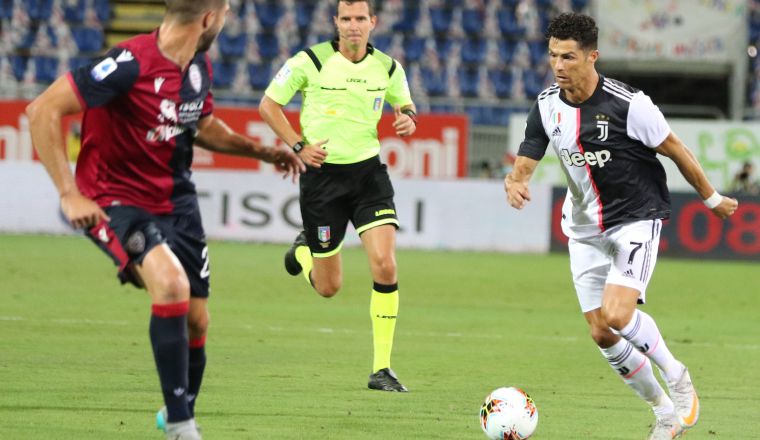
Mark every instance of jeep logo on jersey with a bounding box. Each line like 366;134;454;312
560;149;612;168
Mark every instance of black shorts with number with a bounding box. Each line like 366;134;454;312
86;203;210;297
299;155;399;256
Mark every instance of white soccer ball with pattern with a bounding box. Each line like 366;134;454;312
480;387;538;440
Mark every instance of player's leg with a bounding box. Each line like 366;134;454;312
606;220;698;430
570;237;676;437
359;224;406;391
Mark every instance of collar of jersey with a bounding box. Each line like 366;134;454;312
559;73;606;108
331;38;375;64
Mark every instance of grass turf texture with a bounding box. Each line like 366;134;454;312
0;234;758;439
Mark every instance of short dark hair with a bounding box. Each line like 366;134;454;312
165;0;227;24
337;0;375;16
546;13;598;51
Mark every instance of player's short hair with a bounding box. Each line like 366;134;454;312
336;0;376;16
165;0;227;24
546;12;598;51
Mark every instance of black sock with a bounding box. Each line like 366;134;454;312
150;302;190;423
188;338;207;417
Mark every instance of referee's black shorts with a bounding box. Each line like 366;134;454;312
299;155;399;257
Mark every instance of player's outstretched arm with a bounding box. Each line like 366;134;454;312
655;131;738;219
26;76;110;229
259;96;328;168
504;155;539;210
195;115;306;181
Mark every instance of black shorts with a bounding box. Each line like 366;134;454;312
86;204;210;297
299;155;399;256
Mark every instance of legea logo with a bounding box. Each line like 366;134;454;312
560;149;612;168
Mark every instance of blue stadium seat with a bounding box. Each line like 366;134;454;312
572;0;589;10
523;69;545;98
403;36;426;63
94;0;111;22
33;56;58;83
256;32;280;60
17;28;38;50
71;27;104;53
211;60;236;88
217;32;247;58
10;56;27;81
461;37;486;65
247;63;272;90
68;55;93;72
63;0;86;23
528;40;546;66
295;3;315;28
434;36;454;59
372;34;392;52
255;3;284;30
420;67;447;97
0;0;13;20
429;7;452;34
497;39;515;64
458;67;479;97
392;6;421;33
462;9;484;35
497;9;525;37
26;0;54;21
488;68;513;99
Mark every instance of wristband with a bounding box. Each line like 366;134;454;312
703;191;722;209
291;141;305;153
401;108;417;126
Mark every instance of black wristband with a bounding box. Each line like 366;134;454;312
401;108;417;125
291;141;305;153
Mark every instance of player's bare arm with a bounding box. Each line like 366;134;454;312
655;131;738;219
195;115;305;181
259;95;328;168
393;104;417;137
504;156;539;210
26;76;110;229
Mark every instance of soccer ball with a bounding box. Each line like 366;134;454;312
480;387;538;440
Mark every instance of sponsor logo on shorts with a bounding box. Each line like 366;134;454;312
317;226;331;243
374;209;395;217
559;149;612;168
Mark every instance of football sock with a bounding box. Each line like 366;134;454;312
599;338;672;412
619;310;683;383
295;245;313;285
370;282;399;373
187;336;207;417
150;302;191;423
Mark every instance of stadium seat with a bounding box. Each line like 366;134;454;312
17;28;38;50
523;69;545;98
434;36;454;59
429;6;452;34
497;39;515;64
0;0;13;20
247;63;272;90
572;0;589;10
255;2;284;31
528;40;546;66
462;9;484;35
461;37;486;65
392;6;421;33
295;2;315;28
71;27;104;53
403;36;426;63
372;34;393;52
497;8;525;37
419;67;447;97
26;0;54;21
217;32;247;58
488;68;513;99
33;55;58;83
255;32;280;61
10;55;28;81
458;67;480;97
63;0;86;23
211;60;236;89
94;0;111;22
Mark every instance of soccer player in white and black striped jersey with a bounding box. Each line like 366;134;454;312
504;13;738;440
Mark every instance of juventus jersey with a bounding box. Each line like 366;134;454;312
519;75;672;239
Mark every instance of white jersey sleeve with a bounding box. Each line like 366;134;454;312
627;92;670;148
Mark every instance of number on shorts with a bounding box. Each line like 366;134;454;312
200;246;210;279
627;241;643;265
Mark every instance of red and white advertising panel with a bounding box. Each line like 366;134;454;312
0;101;468;179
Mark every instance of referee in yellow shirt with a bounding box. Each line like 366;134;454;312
260;0;416;392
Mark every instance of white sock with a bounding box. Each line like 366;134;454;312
620;310;684;383
600;338;672;410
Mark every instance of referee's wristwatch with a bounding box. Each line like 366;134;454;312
291;141;305;154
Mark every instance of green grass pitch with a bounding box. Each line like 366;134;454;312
0;234;758;439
